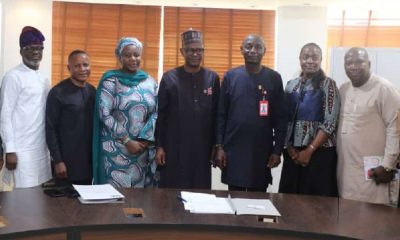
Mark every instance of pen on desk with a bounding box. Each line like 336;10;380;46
177;195;187;203
247;204;265;209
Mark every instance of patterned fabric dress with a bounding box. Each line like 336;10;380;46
279;76;340;197
92;70;157;188
284;76;339;148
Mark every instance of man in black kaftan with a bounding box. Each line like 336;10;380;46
46;50;96;184
155;29;220;189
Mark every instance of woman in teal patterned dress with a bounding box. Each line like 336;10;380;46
92;37;157;187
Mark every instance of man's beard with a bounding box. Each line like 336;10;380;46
24;59;41;69
245;59;261;65
186;61;201;68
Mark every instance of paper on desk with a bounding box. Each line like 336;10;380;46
181;191;215;210
73;184;124;200
180;191;280;216
190;197;235;214
181;191;217;202
180;191;234;214
231;198;281;216
77;197;124;204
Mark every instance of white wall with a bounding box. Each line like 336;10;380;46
0;0;52;82
330;47;400;89
276;6;328;83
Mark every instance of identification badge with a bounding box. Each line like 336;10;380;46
259;100;269;116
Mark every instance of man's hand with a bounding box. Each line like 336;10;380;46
210;147;217;167
370;166;395;184
125;140;145;155
214;147;227;169
5;153;17;170
138;140;150;149
267;153;281;168
287;145;299;161
54;162;68;179
155;147;166;166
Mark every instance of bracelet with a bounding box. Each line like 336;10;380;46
309;144;316;151
122;137;130;145
215;144;224;148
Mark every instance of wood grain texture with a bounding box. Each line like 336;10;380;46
0;187;399;239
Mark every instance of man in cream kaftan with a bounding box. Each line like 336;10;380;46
337;47;400;204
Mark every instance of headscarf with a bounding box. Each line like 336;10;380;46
181;28;203;46
115;37;143;57
19;26;45;48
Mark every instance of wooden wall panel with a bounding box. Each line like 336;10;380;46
203;9;231;77
52;2;161;87
54;3;275;85
163;7;276;78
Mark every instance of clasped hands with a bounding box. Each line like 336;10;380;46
125;139;149;155
54;138;150;179
287;144;313;167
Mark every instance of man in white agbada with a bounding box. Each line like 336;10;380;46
0;26;51;188
337;47;400;204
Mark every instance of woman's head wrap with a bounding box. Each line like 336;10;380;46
115;37;143;57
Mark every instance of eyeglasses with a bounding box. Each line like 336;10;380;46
22;46;44;52
184;48;205;55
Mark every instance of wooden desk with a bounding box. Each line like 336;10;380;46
0;188;399;240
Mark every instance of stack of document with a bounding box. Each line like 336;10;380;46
181;191;234;214
180;191;281;216
73;184;125;204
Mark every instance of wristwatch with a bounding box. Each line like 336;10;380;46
215;144;224;149
122;137;130;145
118;136;130;145
384;167;394;172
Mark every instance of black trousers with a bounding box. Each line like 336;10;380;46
55;178;92;187
279;147;338;197
228;185;267;193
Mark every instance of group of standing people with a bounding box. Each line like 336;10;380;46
0;25;398;206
